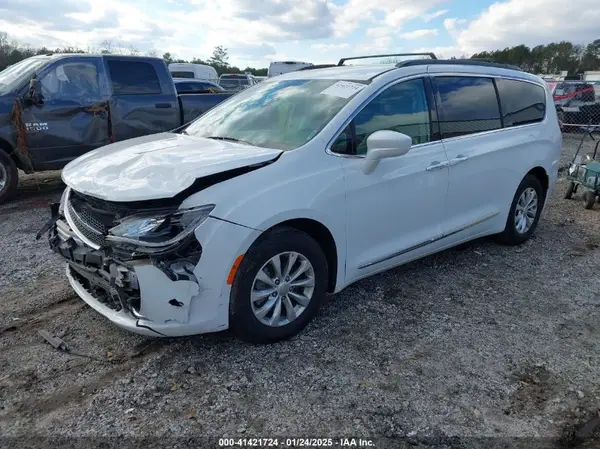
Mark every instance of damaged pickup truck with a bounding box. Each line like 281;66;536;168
0;53;234;203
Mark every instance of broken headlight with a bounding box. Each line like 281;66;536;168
106;204;215;250
58;187;70;215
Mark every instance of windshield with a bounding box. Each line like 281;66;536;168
0;57;50;95
185;78;365;150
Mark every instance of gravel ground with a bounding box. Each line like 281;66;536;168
1;133;599;449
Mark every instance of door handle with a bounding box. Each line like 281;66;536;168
155;103;172;109
448;154;470;166
426;160;449;171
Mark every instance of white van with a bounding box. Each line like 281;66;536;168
46;55;561;343
268;61;313;78
168;63;218;82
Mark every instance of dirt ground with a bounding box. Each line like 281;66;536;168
0;133;599;448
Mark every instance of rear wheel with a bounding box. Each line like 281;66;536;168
229;227;328;343
583;190;595;209
496;174;545;245
0;151;18;205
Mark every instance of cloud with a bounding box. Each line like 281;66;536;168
400;29;439;40
310;43;350;52
452;0;600;54
2;0;600;70
423;9;448;22
330;0;445;37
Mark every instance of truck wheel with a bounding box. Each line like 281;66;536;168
0;151;18;205
564;182;575;199
583;190;595;209
229;226;328;344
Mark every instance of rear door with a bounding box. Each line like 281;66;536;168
431;75;506;241
104;57;180;141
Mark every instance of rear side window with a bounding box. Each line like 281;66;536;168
495;79;546;127
107;60;161;95
170;71;194;78
435;77;501;138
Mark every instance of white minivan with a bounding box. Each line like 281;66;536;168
46;55;561;343
268;61;313;77
168;63;219;83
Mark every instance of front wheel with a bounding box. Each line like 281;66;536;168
0;151;18;205
229;227;328;343
564;181;575;199
496;174;545;246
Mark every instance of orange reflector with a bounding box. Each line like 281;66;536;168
227;254;245;285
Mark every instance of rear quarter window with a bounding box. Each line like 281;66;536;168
495;78;546;127
434;76;502;138
107;60;161;95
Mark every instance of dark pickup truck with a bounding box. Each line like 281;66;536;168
0;54;235;203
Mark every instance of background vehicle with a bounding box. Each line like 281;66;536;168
168;63;219;82
267;61;313;77
553;81;600;129
218;73;256;91
0;54;235;203
173;78;225;94
46;54;560;343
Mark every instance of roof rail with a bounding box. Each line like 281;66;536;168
394;59;522;71
338;52;437;66
297;64;337;71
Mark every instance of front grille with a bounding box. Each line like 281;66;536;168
66;200;106;247
64;189;128;248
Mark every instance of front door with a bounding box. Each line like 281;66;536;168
103;57;180;142
23;57;111;169
334;77;450;282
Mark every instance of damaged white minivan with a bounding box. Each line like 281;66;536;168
44;56;561;343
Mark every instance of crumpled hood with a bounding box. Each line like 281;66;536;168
62;132;282;202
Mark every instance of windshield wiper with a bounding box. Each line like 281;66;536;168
205;136;251;145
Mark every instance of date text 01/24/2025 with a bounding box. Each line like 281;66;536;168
218;438;375;447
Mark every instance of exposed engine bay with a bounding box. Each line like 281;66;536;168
46;187;206;335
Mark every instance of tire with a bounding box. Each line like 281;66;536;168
229;226;328;344
582;190;595;210
564;182;575;199
0;151;18;205
496;174;545;246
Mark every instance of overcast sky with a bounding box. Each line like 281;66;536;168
1;0;598;68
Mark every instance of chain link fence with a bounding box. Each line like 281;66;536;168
545;79;600;131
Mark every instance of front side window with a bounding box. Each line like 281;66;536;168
107;60;161;95
435;76;501;138
39;60;103;103
331;78;431;155
185;79;365;150
495;78;546;127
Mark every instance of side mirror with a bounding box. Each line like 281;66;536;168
26;78;43;106
363;130;412;174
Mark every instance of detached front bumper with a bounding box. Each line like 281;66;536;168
47;203;260;337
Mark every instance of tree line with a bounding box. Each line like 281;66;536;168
1;30;599;77
471;39;600;76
